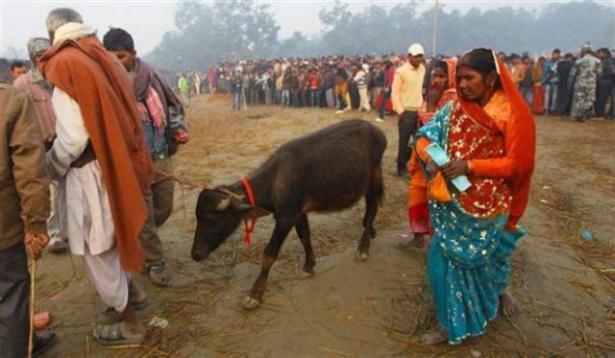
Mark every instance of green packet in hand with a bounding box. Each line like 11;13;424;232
425;143;472;192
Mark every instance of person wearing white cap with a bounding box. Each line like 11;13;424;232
391;42;426;177
353;63;371;112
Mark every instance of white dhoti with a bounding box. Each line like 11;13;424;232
359;87;371;111
64;161;129;312
83;244;129;312
47;180;64;241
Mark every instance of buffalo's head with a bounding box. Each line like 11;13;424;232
191;187;269;261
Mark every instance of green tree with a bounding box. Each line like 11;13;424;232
175;0;202;31
147;0;279;70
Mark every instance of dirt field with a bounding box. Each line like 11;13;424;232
40;94;614;357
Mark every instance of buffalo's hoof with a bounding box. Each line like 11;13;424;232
242;296;261;310
355;251;369;261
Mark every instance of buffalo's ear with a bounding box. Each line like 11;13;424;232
233;203;271;219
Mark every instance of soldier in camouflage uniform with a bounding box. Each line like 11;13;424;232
569;44;602;121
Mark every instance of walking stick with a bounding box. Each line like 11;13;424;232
27;249;37;358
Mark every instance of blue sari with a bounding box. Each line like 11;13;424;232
417;102;526;344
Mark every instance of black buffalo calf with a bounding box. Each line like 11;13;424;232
192;119;387;309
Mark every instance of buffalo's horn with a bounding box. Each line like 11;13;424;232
216;196;231;211
218;188;244;201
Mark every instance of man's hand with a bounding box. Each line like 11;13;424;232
441;160;469;180
25;233;50;260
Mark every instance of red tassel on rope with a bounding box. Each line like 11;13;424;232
241;178;257;244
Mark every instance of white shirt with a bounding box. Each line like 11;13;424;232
47;88;89;179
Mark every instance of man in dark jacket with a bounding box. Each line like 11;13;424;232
103;28;188;286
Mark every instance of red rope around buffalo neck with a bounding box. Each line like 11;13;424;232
240;178;257;244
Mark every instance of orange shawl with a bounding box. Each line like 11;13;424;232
457;54;536;228
39;36;154;272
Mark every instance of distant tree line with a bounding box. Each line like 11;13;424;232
147;0;615;71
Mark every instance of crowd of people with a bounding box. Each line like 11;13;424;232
174;44;614;122
0;5;612;356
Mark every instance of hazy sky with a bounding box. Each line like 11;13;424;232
0;0;603;58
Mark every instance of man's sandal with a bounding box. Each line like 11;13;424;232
92;322;145;346
146;262;170;287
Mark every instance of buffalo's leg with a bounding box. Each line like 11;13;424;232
356;168;384;261
295;214;315;277
244;216;295;310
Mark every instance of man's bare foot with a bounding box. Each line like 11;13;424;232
500;289;520;318
420;326;448;345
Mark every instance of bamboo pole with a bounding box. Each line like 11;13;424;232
28;256;36;358
432;0;439;56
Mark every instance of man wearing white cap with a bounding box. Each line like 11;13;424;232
392;43;426;177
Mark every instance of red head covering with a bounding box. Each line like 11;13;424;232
456;51;536;229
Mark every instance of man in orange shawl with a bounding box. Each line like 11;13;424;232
415;48;535;345
38;8;153;346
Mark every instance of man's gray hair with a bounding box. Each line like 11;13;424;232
46;8;83;32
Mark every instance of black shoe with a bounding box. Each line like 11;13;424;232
33;330;57;357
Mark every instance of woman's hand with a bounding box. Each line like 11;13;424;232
425;161;438;177
441;160;469;180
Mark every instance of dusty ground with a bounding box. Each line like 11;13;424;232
39;94;614;357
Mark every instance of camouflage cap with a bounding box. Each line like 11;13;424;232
27;37;51;59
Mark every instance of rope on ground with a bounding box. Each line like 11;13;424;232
155;170;207;230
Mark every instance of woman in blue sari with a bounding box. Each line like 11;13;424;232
415;49;536;345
